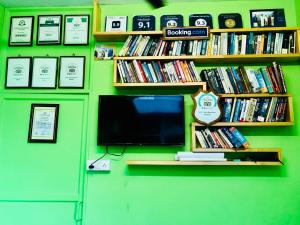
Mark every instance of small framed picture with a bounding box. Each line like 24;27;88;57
64;15;90;45
9;16;34;46
250;9;286;28
28;104;59;143
105;16;127;32
31;57;58;88
5;57;32;88
59;56;85;88
37;15;62;45
94;45;115;60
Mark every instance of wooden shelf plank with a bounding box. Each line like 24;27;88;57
219;93;291;97
192;121;293;127
127;160;282;166
114;82;206;88
192;148;281;153
115;54;300;63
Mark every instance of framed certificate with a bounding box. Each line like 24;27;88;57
37;15;62;45
28;104;59;143
5;57;32;88
59;56;85;88
64;15;90;45
31;57;58;88
9;16;34;46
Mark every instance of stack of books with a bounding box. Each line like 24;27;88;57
195;127;249;149
175;152;226;162
201;62;287;94
222;97;288;123
117;60;201;83
210;31;296;55
119;35;209;57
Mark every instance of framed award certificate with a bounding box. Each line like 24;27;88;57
28;104;59;143
37;15;62;45
59;56;85;88
5;57;32;88
31;57;58;88
64;15;90;45
9;16;34;46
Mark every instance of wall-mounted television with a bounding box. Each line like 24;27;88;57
97;95;185;146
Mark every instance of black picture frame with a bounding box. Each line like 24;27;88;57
28;104;59;143
5;57;32;88
37;15;63;45
58;56;86;89
9;16;34;47
63;14;90;46
250;9;286;28
31;56;58;89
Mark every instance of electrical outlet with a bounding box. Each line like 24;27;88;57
86;159;111;171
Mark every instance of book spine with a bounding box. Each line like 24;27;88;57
229;127;249;148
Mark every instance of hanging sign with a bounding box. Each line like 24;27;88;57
162;26;210;40
192;89;222;126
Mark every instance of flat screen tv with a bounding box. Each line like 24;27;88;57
98;95;185;146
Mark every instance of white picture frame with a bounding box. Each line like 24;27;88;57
9;16;34;46
105;16;128;32
31;57;58;88
64;15;90;45
5;57;32;88
37;15;62;45
59;56;85;88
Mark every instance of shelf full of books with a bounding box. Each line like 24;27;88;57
114;59;206;88
112;27;300;63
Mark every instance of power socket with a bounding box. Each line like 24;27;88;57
86;159;111;171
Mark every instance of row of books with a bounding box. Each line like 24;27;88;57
117;60;201;83
211;32;296;55
175;152;226;162
222;97;288;123
119;35;209;57
201;62;287;94
195;127;250;149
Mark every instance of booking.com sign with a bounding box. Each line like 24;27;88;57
163;27;210;40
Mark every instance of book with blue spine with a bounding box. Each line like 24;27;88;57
257;98;271;122
233;99;242;122
247;32;254;54
254;70;268;93
226;68;238;93
222;98;233;122
266;32;272;54
126;35;140;56
229;127;249;148
141;62;154;82
230;67;244;93
221;128;242;148
151;61;164;82
260;68;274;93
230;33;235;55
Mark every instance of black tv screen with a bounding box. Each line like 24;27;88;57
98;95;185;146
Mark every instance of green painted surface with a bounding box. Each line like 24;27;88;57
0;1;299;225
296;0;300;25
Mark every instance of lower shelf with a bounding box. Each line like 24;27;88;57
126;160;282;166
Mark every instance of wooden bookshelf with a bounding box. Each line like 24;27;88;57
190;94;294;128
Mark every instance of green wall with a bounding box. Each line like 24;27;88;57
0;1;300;225
296;0;300;25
